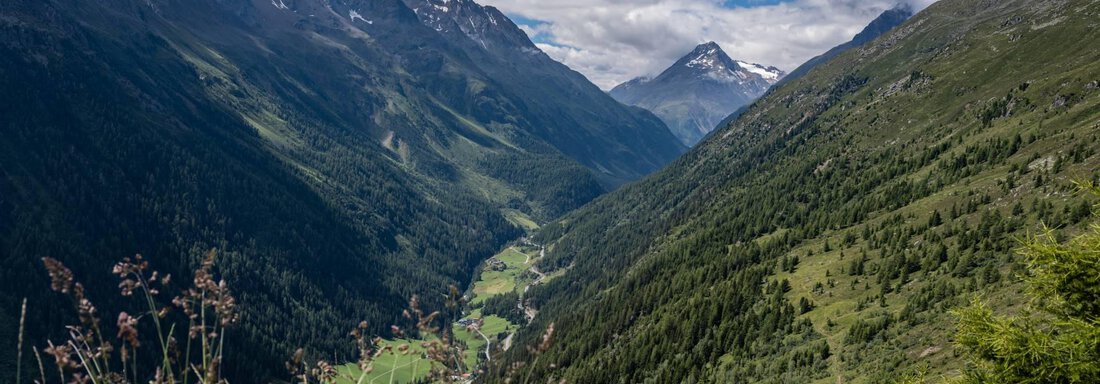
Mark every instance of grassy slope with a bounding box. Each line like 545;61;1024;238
768;2;1100;379
498;0;1100;382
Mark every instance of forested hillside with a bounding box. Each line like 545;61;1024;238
0;0;683;381
492;0;1100;382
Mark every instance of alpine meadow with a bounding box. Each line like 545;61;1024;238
1;0;1098;383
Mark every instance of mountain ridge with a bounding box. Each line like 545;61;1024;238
774;5;914;89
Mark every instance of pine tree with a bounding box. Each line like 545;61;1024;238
928;210;943;227
951;182;1100;383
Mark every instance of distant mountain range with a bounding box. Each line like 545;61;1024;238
610;42;784;146
609;6;914;148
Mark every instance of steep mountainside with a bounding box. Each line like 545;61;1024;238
493;0;1100;382
610;42;784;146
0;0;681;380
774;5;914;89
405;0;687;184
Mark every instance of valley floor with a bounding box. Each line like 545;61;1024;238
336;237;553;383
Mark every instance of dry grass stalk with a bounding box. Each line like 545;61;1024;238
39;252;489;383
498;322;558;384
39;250;237;384
33;345;47;384
18;297;27;384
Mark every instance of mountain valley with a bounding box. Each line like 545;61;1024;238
1;0;1099;383
0;0;681;380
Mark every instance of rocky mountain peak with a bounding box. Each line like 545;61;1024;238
404;0;536;52
674;42;784;84
610;42;784;146
682;42;732;70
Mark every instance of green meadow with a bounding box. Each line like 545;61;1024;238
337;243;541;383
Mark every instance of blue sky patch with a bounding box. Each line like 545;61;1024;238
507;13;558;45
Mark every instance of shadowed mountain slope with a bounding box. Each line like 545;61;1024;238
0;0;683;380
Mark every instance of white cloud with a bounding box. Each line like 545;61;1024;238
484;0;938;89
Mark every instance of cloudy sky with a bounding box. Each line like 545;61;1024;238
483;0;938;89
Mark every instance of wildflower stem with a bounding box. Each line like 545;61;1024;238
523;354;542;384
201;289;209;383
17;298;26;384
56;360;65;384
33;346;46;384
132;343;139;384
217;328;226;380
184;320;194;384
69;330;104;381
68;340;99;384
135;271;173;379
122;346;128;383
388;357;395;384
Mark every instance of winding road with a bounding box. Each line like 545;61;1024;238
519;246;547;322
474;328;492;362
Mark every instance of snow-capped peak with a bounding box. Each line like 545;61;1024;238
674;42;784;84
684;42;723;69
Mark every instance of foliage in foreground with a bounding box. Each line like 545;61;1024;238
26;251;435;384
899;183;1100;384
951;182;1100;383
36;250;238;384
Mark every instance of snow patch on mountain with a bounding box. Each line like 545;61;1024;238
736;61;781;80
349;10;372;24
686;48;720;69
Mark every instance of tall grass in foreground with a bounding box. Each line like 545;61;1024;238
287;293;471;384
36;250;237;384
22;249;558;383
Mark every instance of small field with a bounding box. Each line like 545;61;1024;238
335;339;433;384
469;247;531;305
503;209;540;232
453;312;518;367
